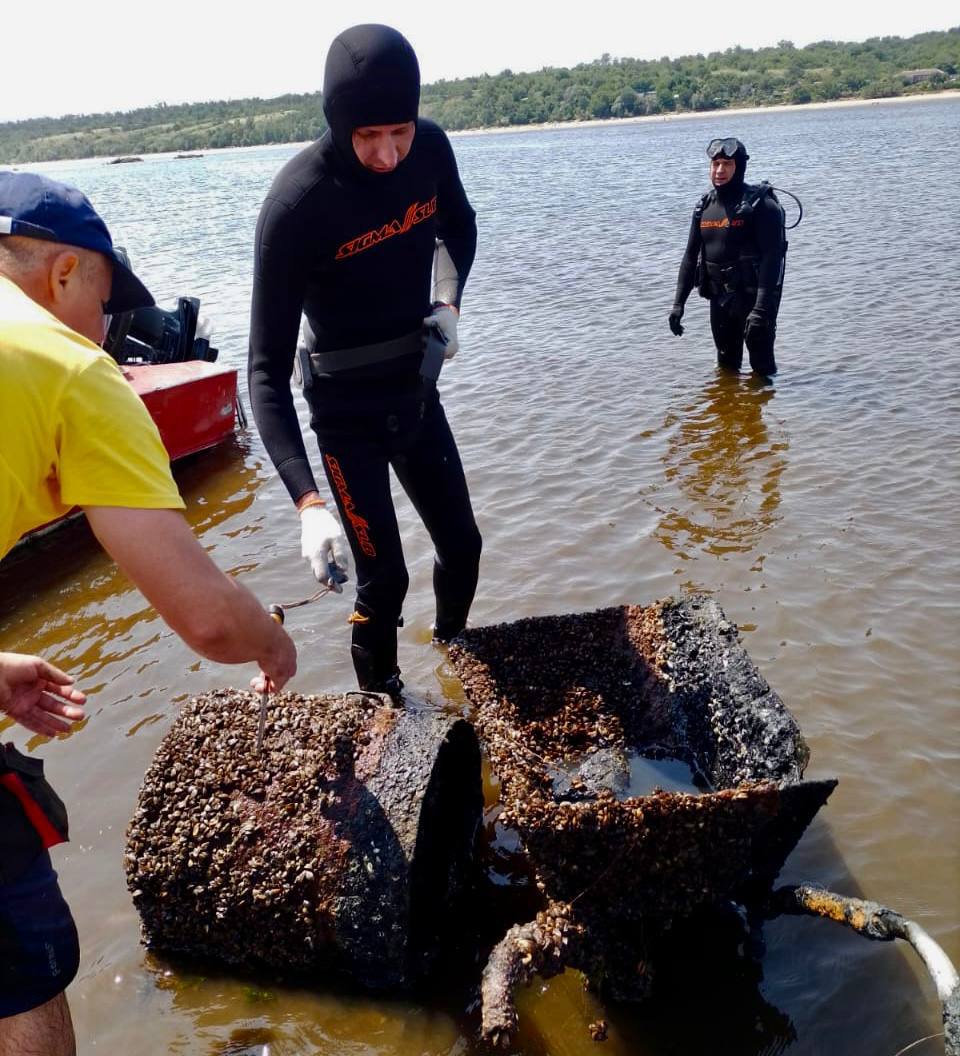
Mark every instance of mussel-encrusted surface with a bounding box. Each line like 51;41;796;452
452;594;810;790
449;594;836;1035
126;689;481;990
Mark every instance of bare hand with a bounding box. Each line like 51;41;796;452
0;652;86;737
250;620;297;694
250;673;272;694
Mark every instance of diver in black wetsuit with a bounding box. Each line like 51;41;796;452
669;138;786;377
248;23;481;695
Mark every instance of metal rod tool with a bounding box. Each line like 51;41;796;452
254;581;340;755
256;605;285;755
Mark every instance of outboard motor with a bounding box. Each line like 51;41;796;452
103;248;219;365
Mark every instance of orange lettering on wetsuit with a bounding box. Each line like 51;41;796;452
335;196;438;261
325;454;377;557
700;217;746;229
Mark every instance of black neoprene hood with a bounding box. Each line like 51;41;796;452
715;140;749;199
322;24;421;149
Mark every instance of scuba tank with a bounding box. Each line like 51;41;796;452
738;182;788;290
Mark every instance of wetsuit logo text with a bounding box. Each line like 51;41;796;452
325;454;377;557
700;217;745;229
335;197;438;261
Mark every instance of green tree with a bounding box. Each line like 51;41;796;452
3;28;959;163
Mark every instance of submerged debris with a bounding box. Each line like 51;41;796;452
449;593;836;1042
769;883;960;1055
125;689;481;990
480;901;585;1047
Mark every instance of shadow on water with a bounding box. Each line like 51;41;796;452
649;370;788;564
619;824;941;1056
170;434;263;536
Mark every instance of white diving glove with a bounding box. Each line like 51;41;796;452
424;304;459;361
299;504;349;592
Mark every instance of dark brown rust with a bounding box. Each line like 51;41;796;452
448;593;837;1042
125;689;482;990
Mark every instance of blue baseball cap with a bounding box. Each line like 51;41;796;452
0;171;154;313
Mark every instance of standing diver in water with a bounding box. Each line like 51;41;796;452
248;23;481;697
668;138;786;377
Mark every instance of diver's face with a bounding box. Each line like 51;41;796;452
352;122;416;173
710;157;736;187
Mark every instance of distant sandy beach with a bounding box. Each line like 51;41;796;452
448;88;960;138
18;89;958;168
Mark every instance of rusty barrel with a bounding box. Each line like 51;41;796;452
125;689;482;990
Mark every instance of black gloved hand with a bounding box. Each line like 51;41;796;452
668;307;685;337
744;308;768;340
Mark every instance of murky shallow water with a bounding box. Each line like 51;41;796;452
2;97;959;1054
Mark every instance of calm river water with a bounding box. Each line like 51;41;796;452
2;96;958;1055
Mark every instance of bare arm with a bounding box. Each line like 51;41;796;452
84;506;296;689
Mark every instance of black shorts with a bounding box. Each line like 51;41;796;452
0;851;79;1018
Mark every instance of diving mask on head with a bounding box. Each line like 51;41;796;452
706;137;749;160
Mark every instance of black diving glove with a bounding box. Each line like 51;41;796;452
744;308;769;341
668;306;685;337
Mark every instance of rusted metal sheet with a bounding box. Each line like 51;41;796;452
125;689;482;990
448;593;837;1042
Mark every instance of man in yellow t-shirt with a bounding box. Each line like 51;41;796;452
0;270;187;551
0;171;297;1056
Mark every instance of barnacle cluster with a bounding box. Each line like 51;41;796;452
126;689;481;990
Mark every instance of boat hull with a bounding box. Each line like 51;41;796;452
127;362;237;462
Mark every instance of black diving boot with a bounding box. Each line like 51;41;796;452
351;644;404;701
430;619;462;645
431;576;473;644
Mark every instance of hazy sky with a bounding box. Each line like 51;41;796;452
3;0;956;123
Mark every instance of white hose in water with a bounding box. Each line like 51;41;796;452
903;920;959;1003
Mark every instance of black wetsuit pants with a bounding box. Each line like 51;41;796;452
312;390;481;691
709;290;779;377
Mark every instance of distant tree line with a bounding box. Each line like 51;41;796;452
0;95;327;164
1;28;957;163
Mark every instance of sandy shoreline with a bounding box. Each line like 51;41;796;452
448;89;960;138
